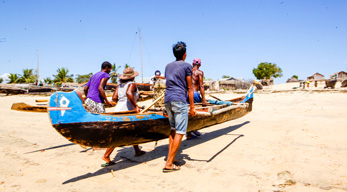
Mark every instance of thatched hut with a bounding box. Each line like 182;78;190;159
261;78;273;86
286;77;299;83
219;77;249;90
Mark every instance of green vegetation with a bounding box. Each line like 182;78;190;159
291;75;298;79
18;68;36;84
53;67;74;86
0;78;3;83
252;62;283;80
76;73;93;84
43;77;53;85
110;63;121;84
222;75;230;78
8;73;20;84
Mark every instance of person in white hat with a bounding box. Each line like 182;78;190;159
101;67;146;167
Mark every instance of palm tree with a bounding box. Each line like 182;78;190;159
8;73;20;84
124;64;130;69
43;77;53;85
110;63;121;84
53;67;74;86
0;78;3;83
18;68;36;84
75;73;93;84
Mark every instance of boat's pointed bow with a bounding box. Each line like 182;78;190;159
48;91;86;125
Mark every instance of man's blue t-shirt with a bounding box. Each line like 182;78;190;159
164;60;192;103
86;71;109;103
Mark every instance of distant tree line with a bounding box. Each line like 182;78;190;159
3;63;127;86
3;62;285;86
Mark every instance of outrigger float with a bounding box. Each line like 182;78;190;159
47;85;255;148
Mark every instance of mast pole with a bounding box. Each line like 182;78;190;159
37;49;39;85
138;27;143;83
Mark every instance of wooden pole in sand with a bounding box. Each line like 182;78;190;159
139;93;165;114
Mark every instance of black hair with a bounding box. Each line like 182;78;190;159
172;41;186;60
101;61;112;69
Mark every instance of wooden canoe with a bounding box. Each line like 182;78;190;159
136;83;151;91
11;103;47;112
325;79;337;89
48;87;254;148
0;88;27;95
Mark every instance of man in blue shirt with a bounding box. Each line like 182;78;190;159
163;41;196;173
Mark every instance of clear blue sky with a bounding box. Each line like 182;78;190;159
1;0;346;84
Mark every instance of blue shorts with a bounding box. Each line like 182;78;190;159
186;91;202;104
165;101;188;135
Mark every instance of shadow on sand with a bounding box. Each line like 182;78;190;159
25;143;76;154
62;121;250;184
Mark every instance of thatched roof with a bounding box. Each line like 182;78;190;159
287;77;299;83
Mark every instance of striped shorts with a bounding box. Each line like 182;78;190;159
85;98;106;114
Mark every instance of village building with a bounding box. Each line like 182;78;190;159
286;77;299;83
219;77;249;90
330;71;347;81
307;73;324;81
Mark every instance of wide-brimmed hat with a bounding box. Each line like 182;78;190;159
193;58;201;65
119;67;139;80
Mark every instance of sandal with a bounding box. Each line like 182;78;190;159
101;161;116;167
163;165;180;173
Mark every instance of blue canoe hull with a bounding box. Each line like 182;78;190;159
48;91;253;148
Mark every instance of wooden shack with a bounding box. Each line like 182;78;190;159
330;71;347;81
307;73;324;81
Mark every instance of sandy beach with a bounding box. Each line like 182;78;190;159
1;84;347;192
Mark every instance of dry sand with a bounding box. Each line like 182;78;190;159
1;84;347;192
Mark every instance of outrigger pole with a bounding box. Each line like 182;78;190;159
138;27;143;83
36;49;39;85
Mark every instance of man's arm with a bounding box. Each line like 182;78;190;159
84;85;89;98
112;86;119;102
198;71;207;106
186;75;196;116
126;83;140;113
98;78;114;106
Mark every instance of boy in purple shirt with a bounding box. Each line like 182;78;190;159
84;61;114;113
163;41;196;173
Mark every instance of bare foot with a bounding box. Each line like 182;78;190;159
102;156;111;163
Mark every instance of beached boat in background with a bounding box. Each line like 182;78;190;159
135;83;151;91
11;102;47;112
28;86;53;93
47;86;255;148
0;87;27;95
325;79;337;89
